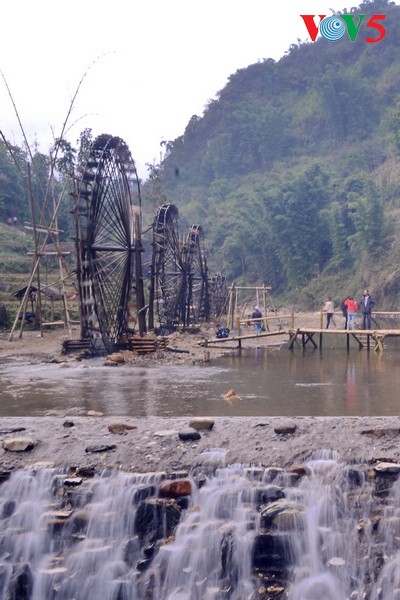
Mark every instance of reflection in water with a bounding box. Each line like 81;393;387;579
1;347;400;417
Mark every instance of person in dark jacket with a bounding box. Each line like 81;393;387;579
360;289;374;330
251;306;263;334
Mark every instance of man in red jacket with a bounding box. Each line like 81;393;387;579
344;296;358;330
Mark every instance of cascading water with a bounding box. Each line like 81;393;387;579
0;450;400;599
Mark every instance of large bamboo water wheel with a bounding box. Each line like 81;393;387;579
74;134;145;353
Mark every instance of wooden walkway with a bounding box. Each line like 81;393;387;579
287;328;400;352
201;327;400;353
201;312;400;352
200;329;284;348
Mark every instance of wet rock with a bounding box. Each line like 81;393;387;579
63;477;83;487
0;470;12;484
2;499;15;518
69;510;91;534
189;417;215;431
347;468;364;486
260;499;302;529
178;428;201;441
133;484;156;504
136;558;152;572
264;467;285;482
7;563;33;600
286;464;308;477
159;479;192;498
85;444;116;453
374;461;400;475
76;466;96;478
63;420;75;428
3;438;35;452
104;360;119;367
108;423;138;435
244;467;264;481
134;498;181;541
242;484;285;506
122;537;141;567
252;532;293;571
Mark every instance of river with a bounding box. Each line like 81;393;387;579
1;345;400;417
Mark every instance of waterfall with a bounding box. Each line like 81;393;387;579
0;450;399;599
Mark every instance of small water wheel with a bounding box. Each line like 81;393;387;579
75;134;144;353
182;224;209;326
148;203;185;332
209;273;229;319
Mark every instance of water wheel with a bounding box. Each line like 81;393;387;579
76;134;144;353
209;273;229;319
148;203;185;332
182;224;209;326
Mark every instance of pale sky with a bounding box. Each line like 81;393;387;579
0;0;388;179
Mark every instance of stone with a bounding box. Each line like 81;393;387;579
178;428;201;441
189;417;215;431
85;444;116;453
134;498;181;541
8;563;33;600
3;437;35;452
374;462;400;474
260;499;302;528
87;410;104;417
159;479;192;498
274;424;297;435
252;532;293;570
154;430;178;437
106;352;125;363
63;477;83;486
361;428;400;437
63;420;75;428
108;423;137;434
223;389;238;399
0;427;26;435
242;484;285;505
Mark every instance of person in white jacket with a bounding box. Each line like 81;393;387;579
323;296;336;329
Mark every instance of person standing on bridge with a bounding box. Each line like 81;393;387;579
251;306;263;334
344;296;358;330
323;296;336;329
360;289;374;330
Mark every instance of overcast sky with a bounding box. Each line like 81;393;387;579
0;0;391;179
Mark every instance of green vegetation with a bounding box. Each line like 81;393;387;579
2;0;400;314
142;0;400;309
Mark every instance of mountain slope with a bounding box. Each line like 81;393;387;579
144;0;400;308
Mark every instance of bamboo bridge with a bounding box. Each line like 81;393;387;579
201;311;400;352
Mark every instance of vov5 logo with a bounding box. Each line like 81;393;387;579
301;13;386;43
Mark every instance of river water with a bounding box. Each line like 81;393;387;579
1;344;400;417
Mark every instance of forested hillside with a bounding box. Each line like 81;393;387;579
143;0;400;309
2;0;400;311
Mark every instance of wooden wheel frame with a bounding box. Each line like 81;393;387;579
76;134;144;353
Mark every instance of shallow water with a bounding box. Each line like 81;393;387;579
1;345;400;417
